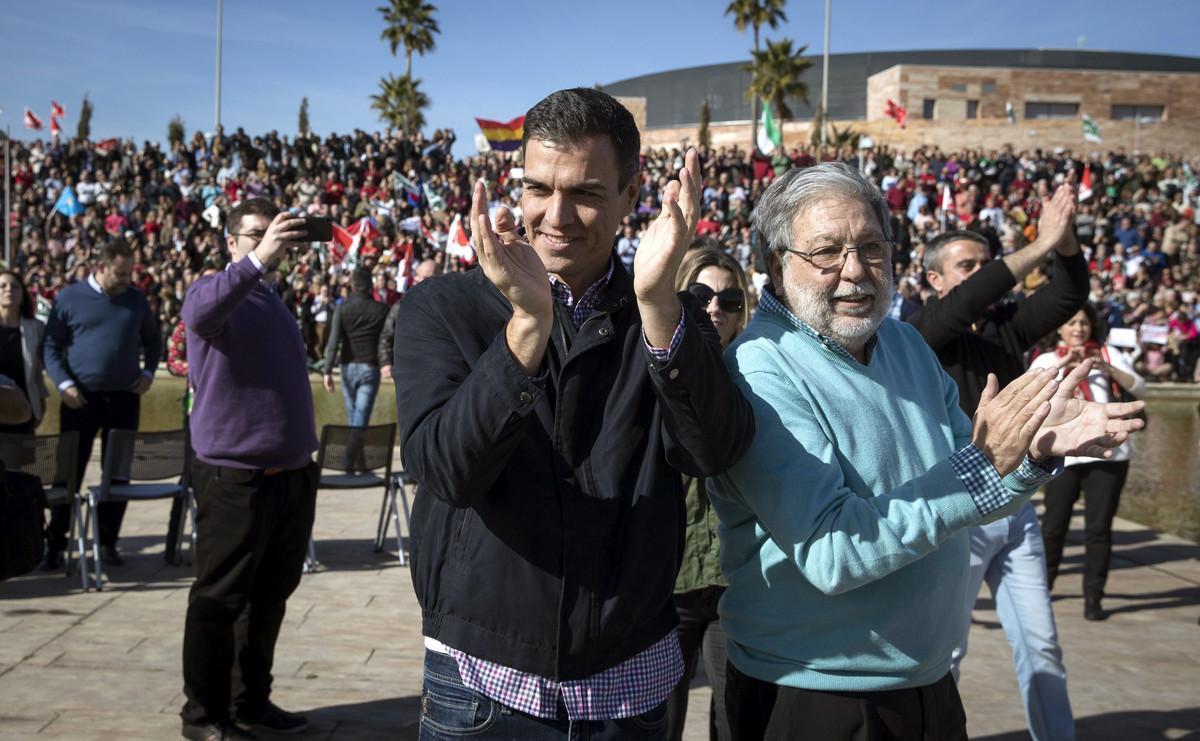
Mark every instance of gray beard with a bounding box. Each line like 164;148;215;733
785;272;894;356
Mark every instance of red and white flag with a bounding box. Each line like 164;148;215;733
1078;165;1094;202
444;213;475;263
329;222;355;265
23;107;43;130
51;100;66;118
95;138;120;153
327;218;381;265
884;98;908;129
49;116;61;138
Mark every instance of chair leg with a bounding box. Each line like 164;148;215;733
395;483;411;567
303;536;318;573
374;487;390;553
88;493;103;591
187;489;198;565
71;495;90;591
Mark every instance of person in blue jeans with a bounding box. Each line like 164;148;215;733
323;269;389;470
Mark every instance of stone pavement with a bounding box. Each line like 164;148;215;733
1;459;1197;740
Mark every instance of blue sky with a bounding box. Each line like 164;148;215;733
2;0;1197;153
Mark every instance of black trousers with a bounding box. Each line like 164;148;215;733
1040;459;1130;599
725;662;967;741
181;460;318;725
666;586;730;741
47;390;140;550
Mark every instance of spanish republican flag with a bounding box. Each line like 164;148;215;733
475;116;524;152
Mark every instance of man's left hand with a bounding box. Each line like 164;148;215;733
323;374;335;393
634;147;701;346
1030;360;1146;459
130;375;154;395
1037;179;1079;256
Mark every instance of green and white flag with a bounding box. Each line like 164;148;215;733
1005;101;1016;125
1082;113;1102;144
757;100;782;155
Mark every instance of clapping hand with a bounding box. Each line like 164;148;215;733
1030;359;1146;459
471;181;552;323
634;147;701;346
1037;179;1079;256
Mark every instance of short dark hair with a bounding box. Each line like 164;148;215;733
99;240;133;266
226;198;280;236
522;88;641;188
351;269;373;295
923;229;990;273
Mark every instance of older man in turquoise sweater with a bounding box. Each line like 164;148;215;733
710;163;1144;740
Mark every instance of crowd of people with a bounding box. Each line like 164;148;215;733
0;89;1186;741
4;125;1199;382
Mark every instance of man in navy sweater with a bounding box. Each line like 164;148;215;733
42;241;162;568
179;198;317;741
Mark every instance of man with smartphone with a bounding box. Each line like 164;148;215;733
179;198;319;741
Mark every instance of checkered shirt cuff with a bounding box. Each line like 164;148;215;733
644;306;686;363
949;444;1012;518
1009;454;1063;489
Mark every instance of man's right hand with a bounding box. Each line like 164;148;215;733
61;386;87;409
253;212;309;267
971;368;1059;476
470;180;553;374
322;374;335;393
1035;180;1079;256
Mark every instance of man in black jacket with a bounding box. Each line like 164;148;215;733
906;182;1088;741
392;88;753;738
323;269;389;469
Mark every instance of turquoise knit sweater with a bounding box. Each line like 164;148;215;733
710;294;1053;691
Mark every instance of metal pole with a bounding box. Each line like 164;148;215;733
820;0;831;147
215;0;223;131
4;126;10;269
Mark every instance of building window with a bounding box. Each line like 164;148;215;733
966;100;979;119
950;83;967;93
981;82;996;94
1112;104;1164;121
1025;102;1079;119
923;98;935;119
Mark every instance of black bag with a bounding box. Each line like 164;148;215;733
0;461;47;581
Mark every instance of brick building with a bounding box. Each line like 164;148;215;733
601;49;1200;155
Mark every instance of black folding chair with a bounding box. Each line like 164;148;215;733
86;429;192;589
0;432;86;589
307;423;398;571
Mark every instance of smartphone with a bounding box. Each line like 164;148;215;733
299;217;333;243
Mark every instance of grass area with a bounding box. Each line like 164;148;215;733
35;374;399;435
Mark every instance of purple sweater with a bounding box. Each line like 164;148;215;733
182;257;317;470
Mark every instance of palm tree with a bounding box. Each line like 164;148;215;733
370;74;429;135
746;38;811;149
726;0;787;147
377;0;440;79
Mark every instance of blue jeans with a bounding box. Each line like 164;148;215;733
340;362;381;427
419;649;668;740
951;503;1075;741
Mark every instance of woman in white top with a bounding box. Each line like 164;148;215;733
1030;303;1146;621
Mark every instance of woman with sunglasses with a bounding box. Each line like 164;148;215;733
1029;303;1145;621
664;248;749;741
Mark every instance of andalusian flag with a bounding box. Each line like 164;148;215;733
1082;114;1102;144
757;100;781;155
1005;101;1017;125
475;116;524;152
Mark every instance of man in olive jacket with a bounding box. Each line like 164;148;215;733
392;89;753;737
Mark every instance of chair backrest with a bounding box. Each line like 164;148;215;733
102;429;187;483
0;432;81;494
316;424;396;476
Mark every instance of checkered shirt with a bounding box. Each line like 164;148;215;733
445;632;683;721
548;261;684;360
758;289;1059;517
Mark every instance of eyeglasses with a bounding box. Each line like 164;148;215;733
783;240;894;270
687;283;745;313
228;231;267;241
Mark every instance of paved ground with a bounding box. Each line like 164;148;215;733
1;458;1197;740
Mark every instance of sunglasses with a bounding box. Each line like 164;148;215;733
687;283;745;313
